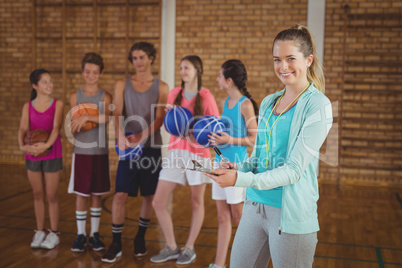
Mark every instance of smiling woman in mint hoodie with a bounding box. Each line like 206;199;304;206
204;24;333;268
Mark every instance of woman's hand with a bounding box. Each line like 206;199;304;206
218;160;237;170
20;144;35;155
183;129;197;143
203;168;238;188
32;142;48;156
209;131;231;146
70;115;88;133
164;103;174;113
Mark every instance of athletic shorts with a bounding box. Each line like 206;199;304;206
212;161;246;204
158;149;212;186
115;147;162;197
25;158;63;173
68;153;111;197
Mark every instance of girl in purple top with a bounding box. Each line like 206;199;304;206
18;69;64;250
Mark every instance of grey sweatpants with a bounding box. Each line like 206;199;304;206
230;199;318;268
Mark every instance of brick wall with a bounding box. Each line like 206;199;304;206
323;0;402;186
0;0;400;186
0;0;161;171
0;0;34;164
175;0;306;105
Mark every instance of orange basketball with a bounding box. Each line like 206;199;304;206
71;102;100;131
24;129;51;157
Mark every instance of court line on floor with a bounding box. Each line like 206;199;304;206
376;247;384;268
1;224;401;266
0;213;223;234
319;241;402;251
1;215;402;251
396;193;402;208
0;189;32;202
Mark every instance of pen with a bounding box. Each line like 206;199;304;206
213;147;232;169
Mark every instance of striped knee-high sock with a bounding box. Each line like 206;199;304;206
136;217;150;238
90;207;102;236
76;210;87;235
112;224;124;244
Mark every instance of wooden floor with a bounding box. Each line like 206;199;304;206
0;164;401;268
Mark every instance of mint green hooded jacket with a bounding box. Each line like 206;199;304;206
236;84;333;234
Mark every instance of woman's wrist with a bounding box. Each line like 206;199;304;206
44;142;53;150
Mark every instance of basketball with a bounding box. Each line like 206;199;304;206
163;106;194;137
192;115;226;147
115;133;144;160
24;129;51;157
71;102;99;131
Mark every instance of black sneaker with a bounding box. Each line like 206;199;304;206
89;232;105;251
101;242;122;263
71;234;87;252
133;235;147;257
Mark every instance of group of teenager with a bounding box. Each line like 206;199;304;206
18;24;332;268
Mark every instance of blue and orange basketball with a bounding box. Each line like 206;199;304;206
192;115;226;147
163;106;194;137
115;133;144;160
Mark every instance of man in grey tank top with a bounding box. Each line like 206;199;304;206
102;42;169;263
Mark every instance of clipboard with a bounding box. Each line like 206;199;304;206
181;160;220;176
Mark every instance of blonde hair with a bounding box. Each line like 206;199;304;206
273;24;325;93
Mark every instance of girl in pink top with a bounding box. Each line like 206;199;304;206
18;69;64;250
151;55;219;265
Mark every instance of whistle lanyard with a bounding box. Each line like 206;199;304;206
264;84;309;167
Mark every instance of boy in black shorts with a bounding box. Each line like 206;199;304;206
101;42;169;263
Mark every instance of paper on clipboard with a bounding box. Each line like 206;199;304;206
181;160;219;176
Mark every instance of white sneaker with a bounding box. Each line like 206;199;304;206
30;230;46;248
40;230;60;249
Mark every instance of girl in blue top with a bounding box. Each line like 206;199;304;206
204;25;333;268
208;60;258;268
